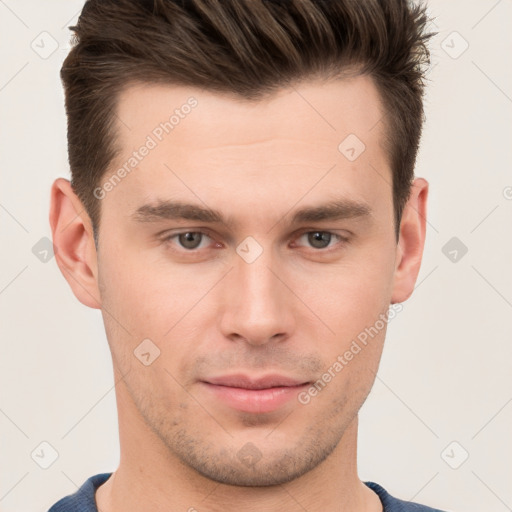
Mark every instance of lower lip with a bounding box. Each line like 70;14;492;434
201;382;309;413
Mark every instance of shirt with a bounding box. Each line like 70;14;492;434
47;472;448;511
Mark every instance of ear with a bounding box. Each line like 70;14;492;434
391;177;429;304
49;178;101;309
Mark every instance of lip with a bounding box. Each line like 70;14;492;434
201;374;311;414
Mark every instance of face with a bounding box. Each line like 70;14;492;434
87;77;403;485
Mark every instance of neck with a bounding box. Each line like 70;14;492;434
96;378;382;512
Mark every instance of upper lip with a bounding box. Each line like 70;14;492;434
204;374;310;390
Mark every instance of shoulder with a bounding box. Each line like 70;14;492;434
47;473;112;512
364;481;450;512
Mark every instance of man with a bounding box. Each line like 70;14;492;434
48;0;446;511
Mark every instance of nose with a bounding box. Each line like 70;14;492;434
219;246;296;346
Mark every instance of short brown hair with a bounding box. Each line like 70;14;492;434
60;0;433;242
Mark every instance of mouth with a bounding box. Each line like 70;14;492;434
200;374;311;414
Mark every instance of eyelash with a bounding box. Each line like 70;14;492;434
161;230;349;253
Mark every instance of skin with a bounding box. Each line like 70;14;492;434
50;75;428;512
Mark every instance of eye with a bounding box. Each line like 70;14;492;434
295;231;347;250
165;231;213;250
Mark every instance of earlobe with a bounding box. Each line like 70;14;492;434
49;178;102;309
390;178;429;304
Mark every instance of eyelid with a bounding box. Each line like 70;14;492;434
158;227;213;240
158;228;350;252
291;230;350;250
160;229;216;248
291;227;351;240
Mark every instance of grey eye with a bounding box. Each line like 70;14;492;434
307;231;332;249
178;232;204;249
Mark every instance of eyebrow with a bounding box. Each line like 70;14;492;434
131;198;372;226
291;199;372;224
132;201;224;224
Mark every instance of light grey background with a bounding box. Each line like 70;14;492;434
1;1;511;511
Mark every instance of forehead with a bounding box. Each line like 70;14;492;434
115;76;384;149
104;76;390;227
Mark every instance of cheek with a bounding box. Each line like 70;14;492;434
98;246;203;336
97;247;217;382
298;246;395;341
